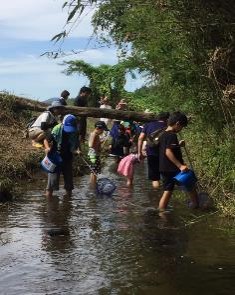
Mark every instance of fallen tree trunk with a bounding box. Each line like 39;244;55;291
13;96;159;122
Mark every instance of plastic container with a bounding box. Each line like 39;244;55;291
173;170;197;191
41;151;62;173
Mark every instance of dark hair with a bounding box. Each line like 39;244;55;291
157;111;170;121
168;111;188;127
95;120;108;130
79;86;92;94
60;90;70;98
118;124;125;131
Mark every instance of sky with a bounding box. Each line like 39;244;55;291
0;0;145;101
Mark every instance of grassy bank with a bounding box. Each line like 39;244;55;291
0;92;43;199
183;125;235;218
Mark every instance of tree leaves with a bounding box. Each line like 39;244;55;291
50;31;67;42
62;59;134;102
67;4;81;22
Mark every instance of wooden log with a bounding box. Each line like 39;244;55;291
13;96;159;122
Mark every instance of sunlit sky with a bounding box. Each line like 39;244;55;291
0;0;145;101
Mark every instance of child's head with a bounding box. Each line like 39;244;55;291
48;100;65;115
168;111;188;132
63;114;78;133
79;86;92;97
95;121;108;134
118;124;126;134
60;90;70;99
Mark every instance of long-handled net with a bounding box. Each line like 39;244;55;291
80;156;116;196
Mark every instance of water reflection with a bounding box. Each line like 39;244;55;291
41;195;73;254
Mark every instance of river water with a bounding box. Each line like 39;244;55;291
0;158;234;295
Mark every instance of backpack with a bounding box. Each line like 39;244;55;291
23;116;38;138
26;116;38;130
24;111;51;139
146;127;166;148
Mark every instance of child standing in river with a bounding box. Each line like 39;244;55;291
88;121;109;186
44;114;81;198
117;153;140;186
158;111;199;211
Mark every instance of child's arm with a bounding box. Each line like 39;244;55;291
165;148;188;171
43;138;52;154
137;132;146;159
88;132;96;149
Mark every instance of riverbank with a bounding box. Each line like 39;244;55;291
0;92;42;200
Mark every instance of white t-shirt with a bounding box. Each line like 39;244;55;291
100;104;112;125
31;111;57;129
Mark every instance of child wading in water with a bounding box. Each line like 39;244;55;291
44;114;81;198
158;111;199;211
117;153;140;186
109;123;131;162
88;121;109;186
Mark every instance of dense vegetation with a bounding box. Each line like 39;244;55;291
0;92;42;200
55;0;235;216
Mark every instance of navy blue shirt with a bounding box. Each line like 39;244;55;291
142;120;167;156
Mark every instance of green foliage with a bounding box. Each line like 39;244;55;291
58;0;235;215
62;59;136;104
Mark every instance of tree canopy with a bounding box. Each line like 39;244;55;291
57;0;235;129
62;59;136;105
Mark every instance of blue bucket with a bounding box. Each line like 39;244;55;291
173;170;197;191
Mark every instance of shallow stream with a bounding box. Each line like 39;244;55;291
0;159;234;294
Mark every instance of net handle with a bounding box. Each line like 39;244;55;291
80;155;98;176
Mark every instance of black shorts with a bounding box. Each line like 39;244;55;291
161;171;179;191
147;155;160;181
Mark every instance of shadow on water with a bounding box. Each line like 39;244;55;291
0;158;234;294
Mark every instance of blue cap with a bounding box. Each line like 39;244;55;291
63;114;78;133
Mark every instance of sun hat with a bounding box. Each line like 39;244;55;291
47;100;65;110
95;120;109;131
63;114;78;133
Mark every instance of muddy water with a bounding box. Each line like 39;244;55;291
0;159;234;295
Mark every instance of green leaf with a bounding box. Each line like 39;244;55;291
67;4;80;22
50;31;66;42
62;2;68;9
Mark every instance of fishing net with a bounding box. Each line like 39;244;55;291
80;155;116;196
96;177;116;196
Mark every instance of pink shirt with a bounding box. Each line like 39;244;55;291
117;154;138;178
